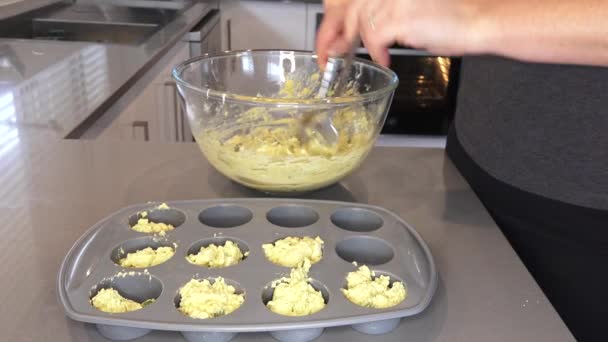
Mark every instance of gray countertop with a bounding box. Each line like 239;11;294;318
0;130;575;341
0;0;215;139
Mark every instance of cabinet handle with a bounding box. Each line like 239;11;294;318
132;121;149;141
164;81;181;141
226;19;232;51
355;47;432;57
175;91;186;142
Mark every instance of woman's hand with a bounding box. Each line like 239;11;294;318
316;0;608;68
316;0;483;67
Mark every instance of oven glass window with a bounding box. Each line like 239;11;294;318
315;13;461;136
356;53;461;135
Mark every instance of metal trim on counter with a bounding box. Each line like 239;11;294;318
183;9;221;58
76;0;191;10
375;134;447;148
31;17;160;27
182;9;220;42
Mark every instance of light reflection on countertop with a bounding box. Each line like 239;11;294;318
0;43;111;136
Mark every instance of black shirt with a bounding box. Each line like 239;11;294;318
453;56;608;210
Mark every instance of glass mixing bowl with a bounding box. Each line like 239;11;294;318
173;50;398;193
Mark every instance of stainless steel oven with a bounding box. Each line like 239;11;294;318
313;12;461;147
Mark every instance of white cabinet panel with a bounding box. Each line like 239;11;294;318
221;0;307;51
159;41;191;142
89;40;190;143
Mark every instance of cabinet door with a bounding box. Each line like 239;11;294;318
93;40;190;143
155;41;190;143
97;110;152;142
221;0;307;51
97;112;133;141
204;18;222;56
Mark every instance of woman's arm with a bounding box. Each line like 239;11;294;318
316;0;608;67
473;0;608;66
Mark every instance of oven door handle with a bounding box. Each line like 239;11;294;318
355;47;435;57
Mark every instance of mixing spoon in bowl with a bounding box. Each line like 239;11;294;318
299;43;358;147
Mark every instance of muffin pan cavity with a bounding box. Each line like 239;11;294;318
266;205;319;228
331;208;384;232
58;199;437;342
261;278;330;312
174;277;245;315
110;237;175;268
91;272;163;304
199;205;253;228
186;237;249;268
335;236;394;265
90;272;163;317
128;206;186;231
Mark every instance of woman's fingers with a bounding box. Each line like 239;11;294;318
316;10;342;67
327;38;353;58
318;0;478;68
343;0;368;44
358;1;396;66
318;0;414;67
364;41;391;67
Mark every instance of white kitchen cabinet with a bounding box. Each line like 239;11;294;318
305;3;323;51
91;39;191;143
155;40;192;143
220;0;307;51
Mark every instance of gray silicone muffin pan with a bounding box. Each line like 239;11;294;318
58;199;437;342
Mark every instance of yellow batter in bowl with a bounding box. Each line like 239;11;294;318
341;265;407;309
196;105;376;193
174;51;398;194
